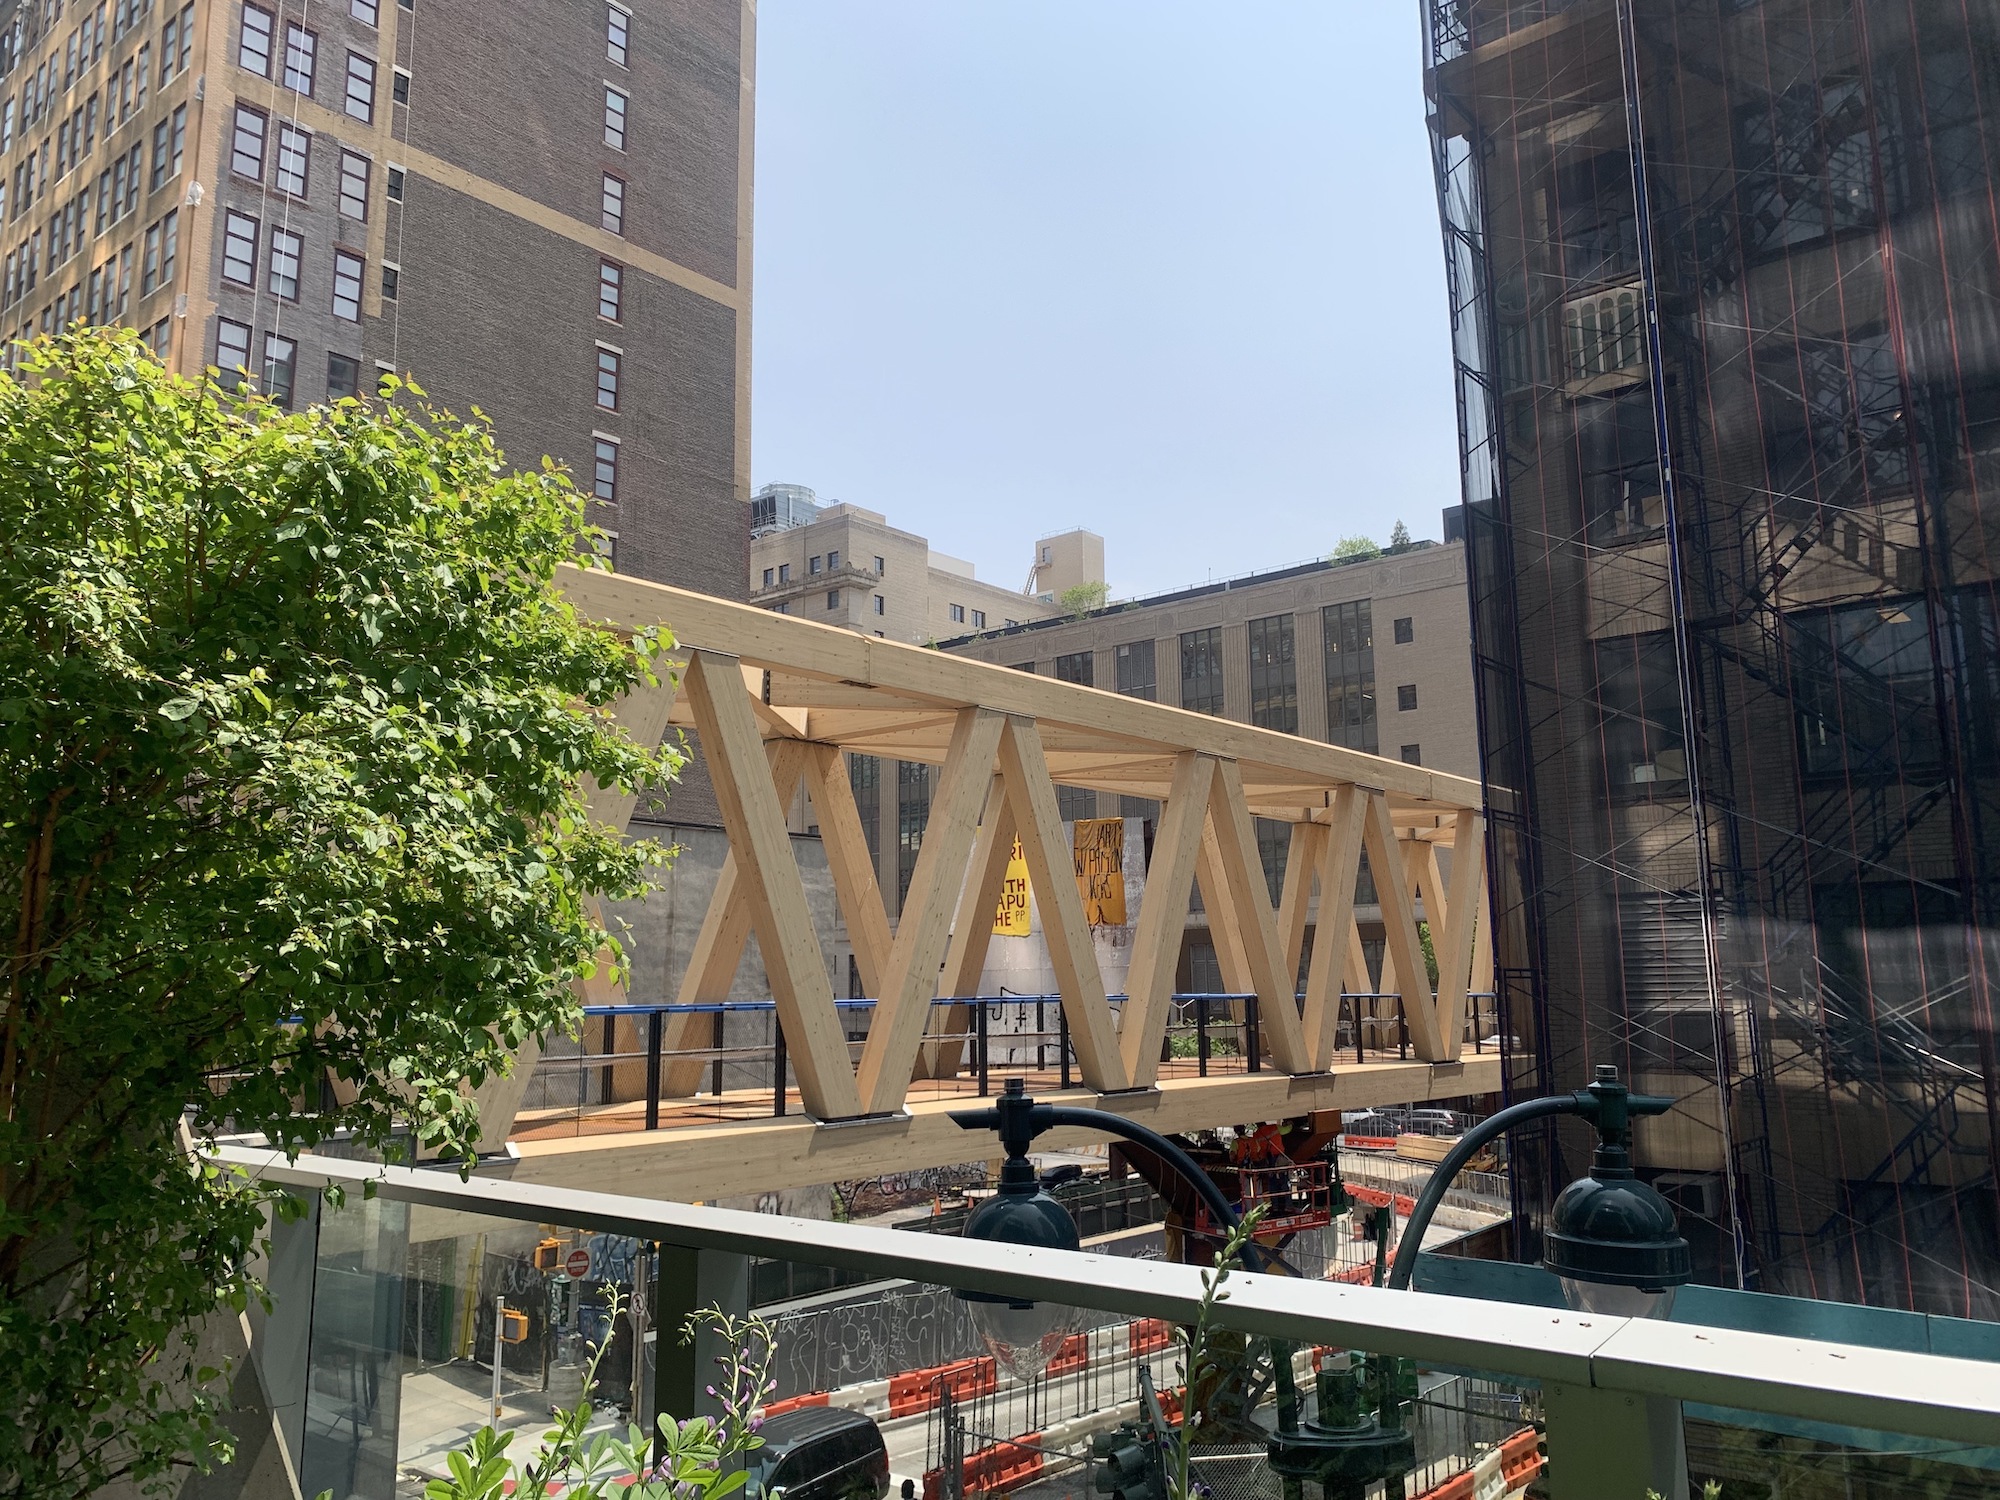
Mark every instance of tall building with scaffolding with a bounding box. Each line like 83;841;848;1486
1425;0;2000;1315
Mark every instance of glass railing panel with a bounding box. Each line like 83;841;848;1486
287;1186;1557;1500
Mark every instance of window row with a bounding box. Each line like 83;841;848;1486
239;5;391;125
9;235;133;336
7;48;155;221
214;318;368;407
219;209;378;319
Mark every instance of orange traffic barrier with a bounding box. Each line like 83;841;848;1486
1499;1427;1542;1488
1344;1135;1400;1150
1412;1471;1476;1500
889;1356;998;1417
1046;1333;1089;1377
761;1391;829;1418
1129;1318;1173;1355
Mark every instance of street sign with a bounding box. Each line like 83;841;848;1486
565;1247;592;1280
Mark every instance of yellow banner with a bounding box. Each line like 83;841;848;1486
1072;817;1127;926
993;836;1032;936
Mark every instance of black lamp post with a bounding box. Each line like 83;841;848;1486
1386;1065;1693;1314
954;1081;1422;1500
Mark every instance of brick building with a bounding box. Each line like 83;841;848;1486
0;0;751;603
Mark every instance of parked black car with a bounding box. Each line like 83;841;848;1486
751;1407;891;1500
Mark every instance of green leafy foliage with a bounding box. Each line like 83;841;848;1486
1168;1204;1267;1500
420;1299;776;1500
1329;536;1379;562
1058;580;1110;620
0;329;678;1498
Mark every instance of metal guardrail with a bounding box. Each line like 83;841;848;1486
527;991;1505;1131
214;1144;2000;1463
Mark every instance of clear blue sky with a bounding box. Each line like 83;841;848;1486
750;3;1459;600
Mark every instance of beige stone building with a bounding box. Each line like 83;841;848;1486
941;530;1479;993
749;483;1102;646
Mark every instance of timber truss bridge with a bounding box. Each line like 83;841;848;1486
475;569;1502;1202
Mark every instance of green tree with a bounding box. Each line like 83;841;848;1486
1388;518;1412;550
0;330;677;1499
1058;580;1111;620
1330;535;1379;562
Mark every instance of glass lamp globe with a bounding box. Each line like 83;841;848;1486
1543;1167;1691;1320
958;1160;1084;1380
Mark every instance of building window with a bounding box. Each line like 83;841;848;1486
949;603;966;625
1323;600;1377;753
1593;631;1688;794
343;52;376;121
1115;639;1156;700
595;345;619;409
971;609;985;628
873;555;885;575
1255;818;1289;906
262;331;296;407
267;225;301;300
600;173;624;234
1057;784;1095;823
145;316;173;357
1179;627;1223;715
350;0;378;24
239;3;274;76
606;4;629;65
873;594;885;615
597;258;622;321
761;568;774;588
149;104;184;189
896;760;931;905
1393;616;1413;645
386;165;404;202
1054;650;1092;686
603;86;627;149
373;264;396;302
1397;683;1417;712
275;125;310;197
593;437;618;501
808;555;821;575
213;317;250;388
827;590;841;610
228;105;266;179
1579;391;1664;544
338;150;370;219
326;350;360;399
1787;600;1946;779
1247;614;1298;733
283;23;316;94
778;563;791;583
849;753;882;863
391;66;410;105
1400;744;1421;765
828;549;840;569
331;249;363;320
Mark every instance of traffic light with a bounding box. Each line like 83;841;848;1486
1091;1422;1167;1500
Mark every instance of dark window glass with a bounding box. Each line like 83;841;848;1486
1248;614;1297;732
1393;617;1413;645
1054;650;1093;686
1115;639;1155;700
1397;683;1417;712
896;760;929;905
326;351;360;400
1788;600;1944;779
849;752;880;865
597;258;621;321
1179;627;1223;715
1322;600;1376;753
1593;631;1687;796
593;438;618;501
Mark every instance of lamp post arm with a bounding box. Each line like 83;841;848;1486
1042;1107;1249;1245
1385;1094;1583;1291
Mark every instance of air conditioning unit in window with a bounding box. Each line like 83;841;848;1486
1653;1171;1724;1222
